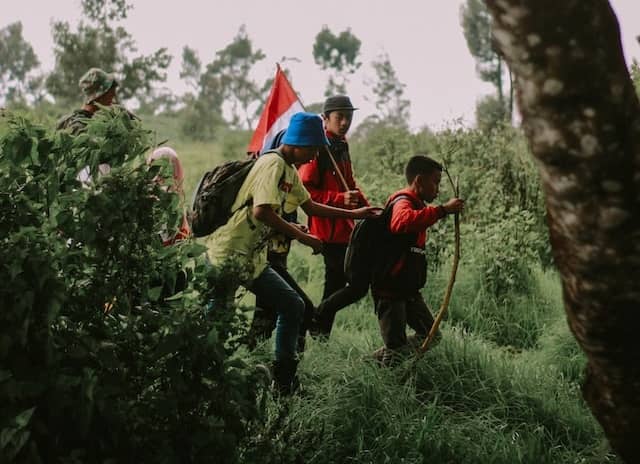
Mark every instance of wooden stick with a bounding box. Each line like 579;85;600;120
419;171;460;353
323;145;350;192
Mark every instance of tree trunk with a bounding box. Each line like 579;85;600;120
483;1;640;462
508;66;514;124
497;55;504;105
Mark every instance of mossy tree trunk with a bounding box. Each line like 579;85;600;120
483;1;640;462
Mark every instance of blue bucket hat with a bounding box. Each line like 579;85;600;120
282;112;330;147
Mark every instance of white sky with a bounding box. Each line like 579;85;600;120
3;0;640;130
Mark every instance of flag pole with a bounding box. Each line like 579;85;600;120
283;64;350;192
322;146;349;192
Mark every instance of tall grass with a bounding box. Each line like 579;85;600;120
244;265;618;463
238;223;617;463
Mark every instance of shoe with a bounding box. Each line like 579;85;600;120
370;345;407;367
371;345;386;365
272;358;300;396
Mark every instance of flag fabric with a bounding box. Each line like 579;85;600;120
247;65;305;156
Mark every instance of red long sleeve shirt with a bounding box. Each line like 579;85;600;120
388;188;446;246
298;131;368;244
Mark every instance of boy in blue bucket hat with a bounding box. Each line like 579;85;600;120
206;112;382;394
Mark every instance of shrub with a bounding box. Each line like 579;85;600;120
0;110;263;463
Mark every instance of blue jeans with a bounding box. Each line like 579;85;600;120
248;265;305;361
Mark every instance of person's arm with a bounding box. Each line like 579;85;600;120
300;199;382;219
298;159;349;207
253;204;322;253
389;197;464;234
389;199;444;234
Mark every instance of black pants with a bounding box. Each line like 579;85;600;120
315;243;369;336
248;251;315;352
374;293;435;350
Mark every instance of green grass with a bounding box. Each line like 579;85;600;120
242;266;618;463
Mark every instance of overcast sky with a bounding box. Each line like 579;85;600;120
4;0;640;130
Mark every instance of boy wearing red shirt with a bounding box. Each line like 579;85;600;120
298;95;369;337
372;155;464;365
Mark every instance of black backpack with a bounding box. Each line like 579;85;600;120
344;194;418;288
189;158;256;237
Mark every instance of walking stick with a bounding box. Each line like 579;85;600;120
323;145;350;192
418;168;460;353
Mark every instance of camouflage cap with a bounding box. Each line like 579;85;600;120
79;68;118;104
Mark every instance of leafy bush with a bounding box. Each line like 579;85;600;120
0;110;263;463
350;122;436;206
470;206;542;300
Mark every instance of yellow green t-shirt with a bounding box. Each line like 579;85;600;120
205;151;311;282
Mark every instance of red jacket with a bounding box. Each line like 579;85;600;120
372;188;446;297
298;132;368;244
388;188;445;246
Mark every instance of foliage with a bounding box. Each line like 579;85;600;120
180;26;266;134
366;52;411;128
81;0;131;23
0;22;40;105
178;95;226;141
313;26;362;97
350;122;436;200
180;46;202;92
469;207;540;300
0;111;263;462
460;0;512;126
46;9;171;107
433;125;551;266
475;93;508;132
631;59;640;97
208;25;266;130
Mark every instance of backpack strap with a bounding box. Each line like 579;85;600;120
383;194;423;223
245;150;288;230
384;194;424;246
386;193;423;210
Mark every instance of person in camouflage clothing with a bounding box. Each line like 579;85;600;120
56;67;121;134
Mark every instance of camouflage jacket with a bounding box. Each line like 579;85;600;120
55;109;94;135
56;106;139;135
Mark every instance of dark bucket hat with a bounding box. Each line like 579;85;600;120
323;95;358;113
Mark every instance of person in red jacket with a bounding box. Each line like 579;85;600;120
372;155;464;366
298;95;369;337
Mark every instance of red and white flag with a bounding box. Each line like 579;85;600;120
247;64;304;156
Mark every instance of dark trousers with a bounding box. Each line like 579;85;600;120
249;252;315;352
315;243;369;336
374;293;435;350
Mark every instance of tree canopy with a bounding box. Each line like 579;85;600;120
313;26;362;97
0;22;40;105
